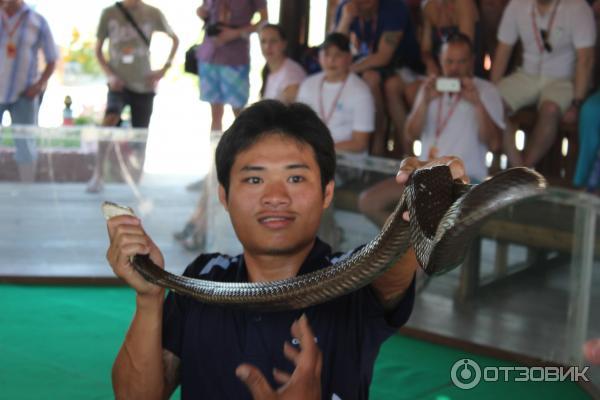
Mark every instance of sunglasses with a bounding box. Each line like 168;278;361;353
540;29;553;52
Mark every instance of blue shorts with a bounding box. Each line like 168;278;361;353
198;63;250;109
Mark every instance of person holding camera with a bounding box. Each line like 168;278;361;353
358;33;503;228
196;0;268;133
491;0;596;168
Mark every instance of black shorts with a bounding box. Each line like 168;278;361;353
105;88;155;128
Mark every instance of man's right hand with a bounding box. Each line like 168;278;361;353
340;1;359;22
422;75;441;104
106;215;165;297
108;74;125;92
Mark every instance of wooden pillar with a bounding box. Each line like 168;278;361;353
279;0;310;60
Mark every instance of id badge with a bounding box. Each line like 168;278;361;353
121;47;135;64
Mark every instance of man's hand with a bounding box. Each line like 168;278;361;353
236;314;322;400
147;69;166;90
216;26;242;46
197;4;209;20
561;105;578;125
396;156;468;221
460;77;481;105
106;215;165;297
23;80;44;98
584;338;600;365
422;75;441;104
340;0;359;22
108;74;125;91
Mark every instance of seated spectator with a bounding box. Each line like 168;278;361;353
259;24;306;104
359;33;503;227
297;32;375;154
573;91;600;190
491;0;596;168
334;0;422;157
420;0;482;77
396;0;482;154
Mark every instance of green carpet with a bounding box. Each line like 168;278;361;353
0;285;591;399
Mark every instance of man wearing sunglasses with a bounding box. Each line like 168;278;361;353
490;0;595;168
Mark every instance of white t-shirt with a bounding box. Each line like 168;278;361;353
417;77;505;182
263;58;306;101
497;0;596;79
297;72;375;145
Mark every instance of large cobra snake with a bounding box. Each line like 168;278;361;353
102;166;546;311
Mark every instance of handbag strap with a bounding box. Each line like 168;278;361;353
115;1;150;47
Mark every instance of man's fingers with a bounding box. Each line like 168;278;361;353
236;364;275;400
443;156;469;184
583;339;600;364
283;341;300;364
272;368;292;385
396;157;424;184
106;215;140;237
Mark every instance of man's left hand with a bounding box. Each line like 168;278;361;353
396;156;468;221
147;69;166;89
460;78;481;105
562;105;578;125
23;81;45;98
236;314;322;400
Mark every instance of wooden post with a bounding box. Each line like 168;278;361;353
279;0;310;61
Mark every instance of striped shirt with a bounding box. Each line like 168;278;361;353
0;4;58;104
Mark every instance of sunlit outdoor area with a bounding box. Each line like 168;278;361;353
1;0;600;399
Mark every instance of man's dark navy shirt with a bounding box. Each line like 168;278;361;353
162;238;415;399
335;0;422;71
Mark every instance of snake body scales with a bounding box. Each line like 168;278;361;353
102;166;546;311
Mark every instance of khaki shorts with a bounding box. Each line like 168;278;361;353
497;70;573;114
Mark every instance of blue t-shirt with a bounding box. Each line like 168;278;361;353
335;0;422;70
162;238;416;399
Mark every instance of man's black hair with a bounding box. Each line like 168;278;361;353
442;32;474;54
319;32;351;53
215;100;336;196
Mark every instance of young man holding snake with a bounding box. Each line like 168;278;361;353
105;100;468;399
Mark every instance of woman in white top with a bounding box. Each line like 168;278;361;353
259;24;306;104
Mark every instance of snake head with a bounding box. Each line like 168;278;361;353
407;165;456;239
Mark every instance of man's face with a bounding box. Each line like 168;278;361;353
1;0;22;9
219;133;334;256
353;0;378;13
440;43;473;78
319;46;352;80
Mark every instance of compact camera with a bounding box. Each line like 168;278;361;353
435;77;461;93
205;22;226;37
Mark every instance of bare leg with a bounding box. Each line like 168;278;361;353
384;75;407;157
86;113;120;193
361;70;386;156
501;102;524;167
358;177;404;227
522;101;561;167
210;103;224;132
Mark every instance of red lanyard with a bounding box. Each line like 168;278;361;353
319;76;348;125
1;9;27;41
435;93;462;142
358;13;378;53
531;0;560;53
